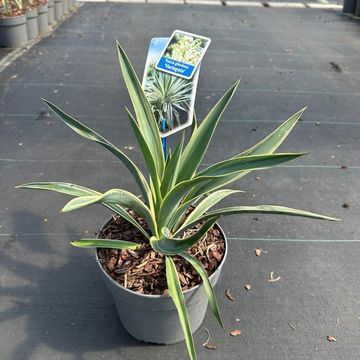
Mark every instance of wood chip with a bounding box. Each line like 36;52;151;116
268;271;281;283
212;251;222;261
225;288;234;301
230;329;241;337
213;229;220;237
244;284;251;291
327;335;336;342
255;248;267;256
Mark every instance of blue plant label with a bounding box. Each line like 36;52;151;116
155;30;211;80
142;38;200;138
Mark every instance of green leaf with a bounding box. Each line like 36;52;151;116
198;153;305;177
239;107;306;156
175;205;340;236
168;188;243;233
190;111;198;137
71;239;140;249
62;189;156;235
157;176;215;229
42;99;152;204
185;108;307;200
160;132;185;196
180;252;224;328
165;256;197;360
151;218;216;255
116;41;164;178
16;182;101;197
17;182;150;239
182;189;242;228
126;108;162;205
176;80;240;183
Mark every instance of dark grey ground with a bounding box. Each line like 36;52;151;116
1;3;360;360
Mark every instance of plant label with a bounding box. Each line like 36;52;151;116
155;30;211;80
142;37;200;138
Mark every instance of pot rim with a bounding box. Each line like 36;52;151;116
95;217;228;299
26;8;38;16
0;14;26;23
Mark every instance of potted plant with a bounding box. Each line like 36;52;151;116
53;0;62;21
61;0;68;15
17;42;338;360
47;0;54;25
36;0;48;33
0;0;28;47
24;0;38;39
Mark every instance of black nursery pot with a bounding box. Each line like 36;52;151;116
0;14;28;48
343;0;357;13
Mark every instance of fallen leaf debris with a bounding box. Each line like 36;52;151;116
255;248;267;256
202;328;217;350
230;329;241;337
225;288;234;301
268;271;281;283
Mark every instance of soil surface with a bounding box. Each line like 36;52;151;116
97;211;225;295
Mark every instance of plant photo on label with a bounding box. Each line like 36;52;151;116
144;71;193;131
165;32;207;65
17;41;339;360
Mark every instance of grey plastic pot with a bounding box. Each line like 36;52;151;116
95;219;227;344
69;0;76;11
47;0;55;25
54;0;63;21
26;8;39;39
62;0;69;15
37;4;49;33
0;14;28;48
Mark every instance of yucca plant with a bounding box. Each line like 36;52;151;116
17;42;338;360
1;0;23;15
1;0;10;15
144;70;193;130
14;0;23;10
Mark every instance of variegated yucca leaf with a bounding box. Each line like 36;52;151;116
17;42;339;360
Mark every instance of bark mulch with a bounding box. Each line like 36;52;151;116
97;211;225;295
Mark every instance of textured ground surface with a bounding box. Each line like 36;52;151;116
1;3;360;360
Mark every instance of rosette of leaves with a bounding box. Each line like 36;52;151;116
144;70;193;130
17;42;339;360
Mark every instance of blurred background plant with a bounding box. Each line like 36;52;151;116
1;0;23;16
